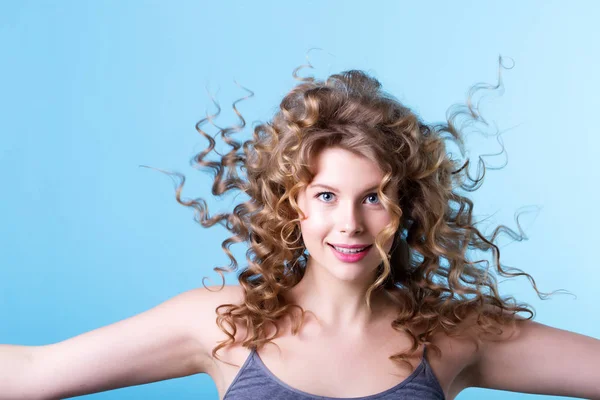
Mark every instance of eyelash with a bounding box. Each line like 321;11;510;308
315;191;380;205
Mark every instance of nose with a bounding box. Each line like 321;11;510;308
338;202;364;235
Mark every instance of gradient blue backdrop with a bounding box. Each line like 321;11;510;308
1;1;598;399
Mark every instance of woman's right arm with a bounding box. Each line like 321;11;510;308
0;286;233;400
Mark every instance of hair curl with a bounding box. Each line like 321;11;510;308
162;56;560;372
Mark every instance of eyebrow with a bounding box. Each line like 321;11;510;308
308;183;381;193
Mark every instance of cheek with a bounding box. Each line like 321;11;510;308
299;216;328;242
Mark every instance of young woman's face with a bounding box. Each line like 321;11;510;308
296;147;396;282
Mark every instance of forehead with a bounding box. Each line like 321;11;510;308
309;147;384;188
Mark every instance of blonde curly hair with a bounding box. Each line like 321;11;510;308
167;57;555;372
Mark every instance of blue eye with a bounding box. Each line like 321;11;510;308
316;192;335;202
315;192;380;204
365;193;380;204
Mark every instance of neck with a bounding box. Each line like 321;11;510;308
284;257;393;337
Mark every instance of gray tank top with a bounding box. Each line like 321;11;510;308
223;346;445;399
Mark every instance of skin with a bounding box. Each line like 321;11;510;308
285;146;398;337
19;147;600;400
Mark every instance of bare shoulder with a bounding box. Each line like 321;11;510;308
187;283;244;313
419;304;505;400
190;284;246;351
435;303;534;398
417;322;477;400
462;308;600;399
31;284;246;399
196;284;245;318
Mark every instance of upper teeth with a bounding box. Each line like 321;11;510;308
333;246;368;254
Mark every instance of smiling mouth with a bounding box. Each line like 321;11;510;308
327;243;373;253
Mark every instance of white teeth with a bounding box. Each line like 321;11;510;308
333;246;368;254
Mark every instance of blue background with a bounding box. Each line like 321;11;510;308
1;1;598;399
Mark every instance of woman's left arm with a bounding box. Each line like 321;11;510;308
467;319;600;399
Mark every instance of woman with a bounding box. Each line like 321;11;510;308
2;60;599;400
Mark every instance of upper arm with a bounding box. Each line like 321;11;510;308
32;286;234;400
468;318;600;399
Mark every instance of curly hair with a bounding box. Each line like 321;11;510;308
164;56;558;372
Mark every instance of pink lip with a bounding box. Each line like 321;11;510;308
328;244;372;262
